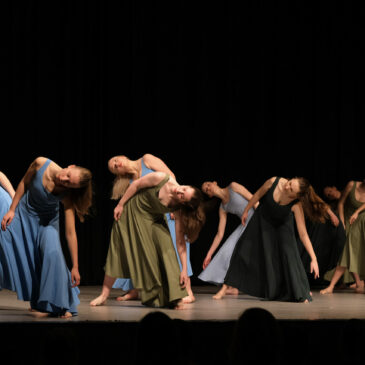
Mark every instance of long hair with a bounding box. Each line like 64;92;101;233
169;187;206;243
110;175;133;200
68;166;93;222
296;177;329;223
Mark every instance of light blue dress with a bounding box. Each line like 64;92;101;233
112;159;192;291
0;159;80;315
198;187;254;285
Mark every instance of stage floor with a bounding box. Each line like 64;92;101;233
1;285;365;323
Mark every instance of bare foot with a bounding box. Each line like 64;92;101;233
226;287;239;295
182;294;195;304
60;312;73;319
213;289;226;300
355;286;365;294
116;289;139;301
320;287;334;294
28;308;50;318
90;295;107;306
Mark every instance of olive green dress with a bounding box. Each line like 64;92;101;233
324;181;365;283
105;175;188;307
338;182;365;279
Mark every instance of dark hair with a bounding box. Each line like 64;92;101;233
169;186;206;243
296;177;329;223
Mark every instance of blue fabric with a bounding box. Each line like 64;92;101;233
0;160;80;315
198;187;254;285
112;158;193;291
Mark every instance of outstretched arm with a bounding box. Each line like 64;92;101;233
203;207;227;269
63;198;80;287
174;211;188;288
1;157;46;230
143;154;176;180
0;171;16;198
114;171;168;220
337;181;353;228
292;202;319;279
241;177;276;225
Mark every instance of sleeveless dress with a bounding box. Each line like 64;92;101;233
198;187;254;285
0;185;12;220
224;177;312;302
105;174;187;307
112;159;193;291
296;214;346;278
337;182;365;279
0;159;80;315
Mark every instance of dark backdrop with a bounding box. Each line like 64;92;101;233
2;1;364;285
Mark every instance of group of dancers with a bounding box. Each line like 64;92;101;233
0;154;364;317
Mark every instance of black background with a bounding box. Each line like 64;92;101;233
2;1;364;285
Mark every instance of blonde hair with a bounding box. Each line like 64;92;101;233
110;175;133;200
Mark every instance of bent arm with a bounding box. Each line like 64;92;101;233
143;154;176;180
117;171;168;208
0;171;16;198
2;157;46;230
338;181;353;227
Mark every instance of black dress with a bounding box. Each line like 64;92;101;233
224;177;312;302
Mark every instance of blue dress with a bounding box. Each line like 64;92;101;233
198;187;254;285
112;158;192;291
0;159;80;315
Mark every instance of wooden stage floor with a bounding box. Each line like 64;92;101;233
1;285;365;323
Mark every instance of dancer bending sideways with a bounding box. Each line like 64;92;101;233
0;157;92;318
0;170;15;217
90;172;205;309
108;154;195;303
320;178;365;294
214;176;326;302
198;180;258;296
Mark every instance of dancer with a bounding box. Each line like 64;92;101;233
90;171;205;309
214;176;326;302
320;178;365;294
296;191;346;278
108;154;195;303
198;180;257;296
323;185;342;212
0;171;15;218
0;157;92;317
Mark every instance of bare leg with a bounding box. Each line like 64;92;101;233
90;274;116;306
182;277;195;304
320;266;346;294
116;288;139;301
213;284;228;300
